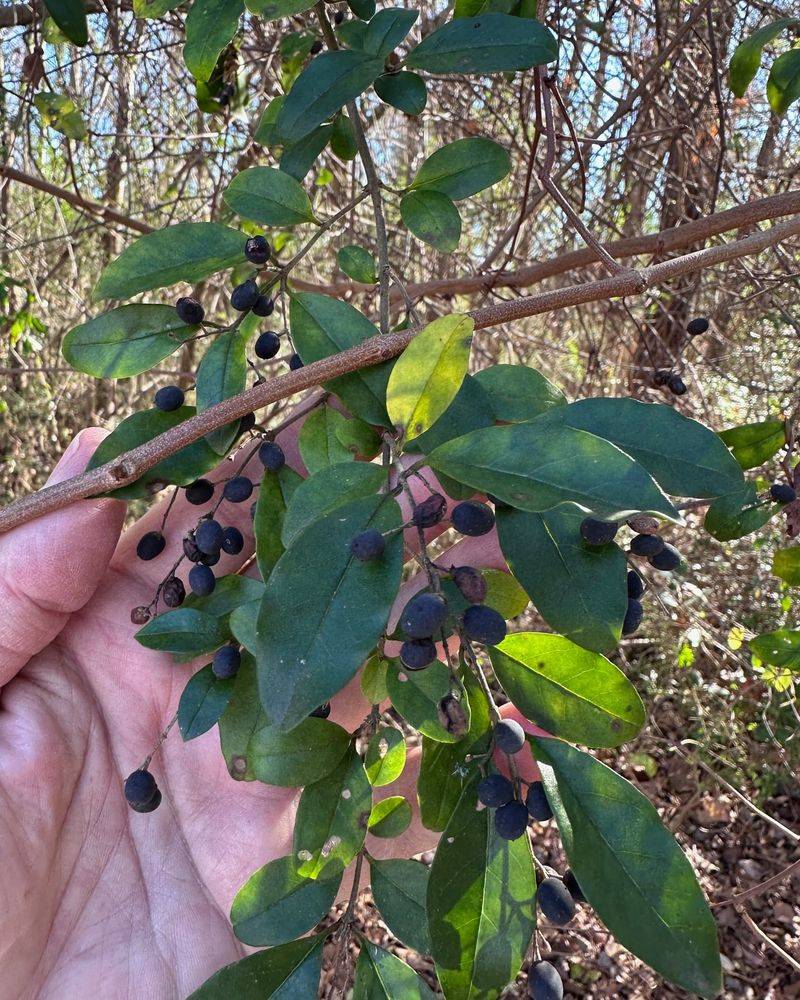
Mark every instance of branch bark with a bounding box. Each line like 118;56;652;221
1;214;798;536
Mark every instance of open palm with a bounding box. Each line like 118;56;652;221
0;425;523;1000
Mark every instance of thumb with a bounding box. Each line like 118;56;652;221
0;428;126;685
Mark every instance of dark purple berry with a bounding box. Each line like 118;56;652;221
687;316;709;336
188;563;216;596
580;517;617;546
462;604;506;645
223;476;253;503
185;479;214;505
239;412;256;433
630;533;664;557
221;526;244;555
230;278;259;312
255;331;280;360
526;781;552;821
528;960;563;1000
124;769;160;812
400;592;448;639
477;773;514;808
154;385;184;412
649;543;681;571
622;598;643;636
162;576;186;608
212;644;241;679
136;531;166;561
350;529;385;561
411;492;446;528
176;296;204;325
667;373;687;396
195;519;224;555
334;9;344;23
537;877;576;926
252;295;275;317
451;565;487;604
400;638;436;671
627;569;644;599
770;483;797;504
310;702;332;718
310;39;323;54
494;718;525;754
259;440;285;471
494;800;528;840
563;869;586;904
245;235;271;265
452;500;495;537
288;353;304;371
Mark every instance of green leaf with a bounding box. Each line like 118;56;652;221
400;189;461;252
369;858;430;954
43;0;87;45
62;304;196;378
418;671;491;831
249;717;352;785
86;406;220;500
136;608;230;655
411;137;510;201
361;653;390;703
427;774;536;998
133;0;183;17
93;223;245;301
430;419;679;520
281;462;386;547
354;939;436;998
728;18;799;96
337;244;377;284
496;505;627;654
374;71;428;114
255;95;286;146
245;0;315;18
184;0;243;82
365;726;406;786
473;363;566;421
346;0;375;18
704;485;776;541
177;664;236;740
490;632;645;747
533;737;722;998
276;50;383;141
279;125;333;182
338;17;369;47
184;575;265;618
750;629;800;670
254;495;403;731
386;314;473;444
298;405;358;474
719;418;786;470
363;7;418;60
773;547;800;585
254;465;303;581
368;795;412;837
218;653;267;779
224;167;316;227
290;292;391;425
767;47;800;114
543;398;744;499
188;935;325;999
33;92;86;140
407;13;557;74
404;373;493;455
386;660;468;743
482;568;529;619
293;745;372;878
231;856;340;946
195;329;247;454
330;113;358;161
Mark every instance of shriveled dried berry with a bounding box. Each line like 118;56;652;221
411;493;447;528
131;605;151;625
162;576;186;608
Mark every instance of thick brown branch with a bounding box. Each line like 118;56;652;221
1;214;798;536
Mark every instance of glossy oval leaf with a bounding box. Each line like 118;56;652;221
370;858;430;954
374;71;427;115
387;314;473;444
280;124;333;181
719;418;786;470
400;189;461;252
245;0;315;18
496;505;627;654
298;405;358;474
363;7;418;60
281;462;386;547
368;795;412;837
544;398;745;499
750;629;800;670
728;17;799;96
231;855;340;946
276;49;383;141
354;939;436;998
411;137;510;201
386;660;468;743
254;495;404;731
290;292;391;426
473;363;566;421
177;664;237;741
93;222;245;301
427;774;537;998
533;737;722;998
768;48;800;115
364;726;406;786
62;304;196;378
184;0;243;82
254;465;303;582
195;328;247;454
361;653;390;703
248;717;351;786
293;745;372;878
86;406;220;500
136;608;230;654
404;372;493;455
337;243;377;283
704;484;776;541
430;419;679;520
188;935;325;999
490;632;645;747
224;166;317;227
406;13;557;74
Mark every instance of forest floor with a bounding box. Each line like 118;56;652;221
317;694;800;999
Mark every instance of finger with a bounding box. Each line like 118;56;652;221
0;428;125;686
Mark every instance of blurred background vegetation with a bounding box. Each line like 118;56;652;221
1;0;799;994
